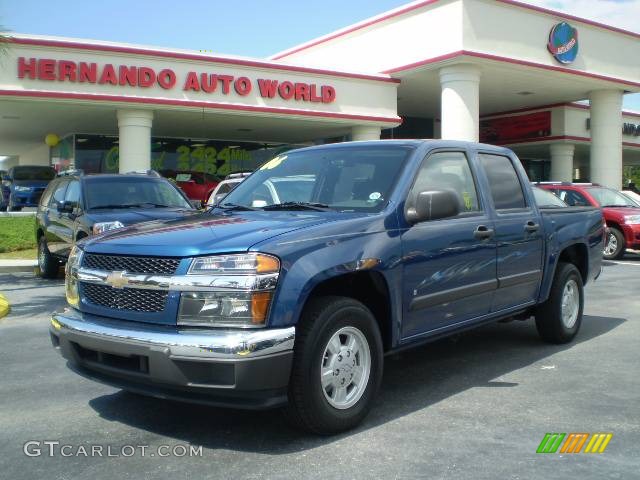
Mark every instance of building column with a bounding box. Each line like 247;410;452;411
439;64;481;142
589;90;623;189
351;125;381;141
116;109;153;173
550;143;575;182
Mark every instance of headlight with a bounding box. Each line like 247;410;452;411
179;253;279;328
92;221;125;235
188;253;279;275
65;246;83;308
14;186;31;192
624;215;640;225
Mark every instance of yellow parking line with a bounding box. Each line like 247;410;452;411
0;293;9;318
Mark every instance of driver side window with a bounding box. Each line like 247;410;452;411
407;151;480;216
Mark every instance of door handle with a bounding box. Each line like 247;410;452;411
525;221;539;233
474;225;494;240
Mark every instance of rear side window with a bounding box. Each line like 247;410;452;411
40;180;56;207
49;180;68;207
479;154;526;210
557;189;590;207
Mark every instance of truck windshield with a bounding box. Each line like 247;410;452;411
221;145;413;212
588;187;639;208
85;178;192;210
12;167;56;181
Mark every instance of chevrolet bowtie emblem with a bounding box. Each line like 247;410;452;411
105;271;129;289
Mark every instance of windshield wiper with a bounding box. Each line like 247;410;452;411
90;203;174;210
262;201;332;211
218;202;258;211
601;204;635;208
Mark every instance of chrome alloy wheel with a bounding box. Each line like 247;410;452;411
561;279;580;329
38;242;47;270
320;326;371;410
604;233;618;257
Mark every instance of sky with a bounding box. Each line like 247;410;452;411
1;0;639;110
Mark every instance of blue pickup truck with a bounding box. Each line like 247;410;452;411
50;140;604;434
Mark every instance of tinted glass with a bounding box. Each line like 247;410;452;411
64;181;81;205
587;187;638;208
533;187;567;208
50;180;68;206
556;189;590;207
479;154;526;210
12;166;56;181
223;145;412;212
408;151;480;214
85;177;191;209
40;180;56;207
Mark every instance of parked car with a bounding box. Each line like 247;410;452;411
2;165;56;211
35;171;197;278
0;169;8;211
160;170;221;207
539;182;640;260
206;172;251;205
532;186;570;208
621;189;640;206
51;140;603;434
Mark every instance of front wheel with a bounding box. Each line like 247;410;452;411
285;296;383;435
535;262;584;344
38;237;60;279
603;228;625;260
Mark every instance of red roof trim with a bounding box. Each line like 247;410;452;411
9;37;400;84
0;89;402;124
482;102;640;119
383;50;640;89
496;135;640;148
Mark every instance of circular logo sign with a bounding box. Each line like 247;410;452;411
548;22;579;64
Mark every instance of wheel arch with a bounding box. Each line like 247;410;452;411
301;270;393;352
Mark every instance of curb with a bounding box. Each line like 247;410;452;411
0;264;38;274
0;293;9;318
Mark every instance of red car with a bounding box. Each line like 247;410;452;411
539;183;640;259
161;170;220;207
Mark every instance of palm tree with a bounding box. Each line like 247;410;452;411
0;25;10;56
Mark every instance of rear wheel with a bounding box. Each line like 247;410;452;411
535;262;584;344
603;228;625;260
285;296;383;435
38;237;60;279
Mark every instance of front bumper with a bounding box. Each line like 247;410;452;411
10;191;44;207
50;308;295;409
621;223;640;248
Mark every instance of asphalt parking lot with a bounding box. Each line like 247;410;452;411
0;255;638;479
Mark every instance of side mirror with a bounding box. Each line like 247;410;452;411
406;190;460;224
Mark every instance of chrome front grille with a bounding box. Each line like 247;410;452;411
82;283;168;312
82;254;181;275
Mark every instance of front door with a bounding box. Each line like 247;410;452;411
400;150;498;339
477;153;544;311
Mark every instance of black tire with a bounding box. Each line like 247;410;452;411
9;205;22;212
0;204;6;212
284;296;383;435
38;237;60;279
535;262;584;344
603;228;625;260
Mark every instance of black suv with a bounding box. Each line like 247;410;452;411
35;171;197;278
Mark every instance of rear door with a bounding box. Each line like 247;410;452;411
400;150;497;339
44;178;69;254
57;179;81;255
477;153;544;311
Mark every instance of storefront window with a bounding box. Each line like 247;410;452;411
73;134;304;176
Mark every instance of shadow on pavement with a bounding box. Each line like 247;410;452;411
88;313;624;453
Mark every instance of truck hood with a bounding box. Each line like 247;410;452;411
85;207;198;226
83;210;347;257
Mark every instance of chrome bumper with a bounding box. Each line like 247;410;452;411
50;308;295;359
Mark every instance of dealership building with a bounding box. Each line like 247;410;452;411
1;0;639;188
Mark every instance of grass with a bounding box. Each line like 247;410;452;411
0;216;37;253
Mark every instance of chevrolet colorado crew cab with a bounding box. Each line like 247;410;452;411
50;140;604;434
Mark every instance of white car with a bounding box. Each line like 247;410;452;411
621;189;640;206
206;173;251;206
